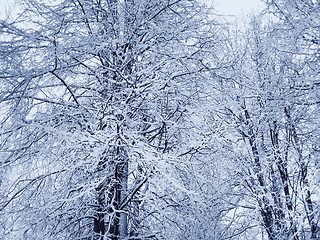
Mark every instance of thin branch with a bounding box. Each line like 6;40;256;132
50;71;80;105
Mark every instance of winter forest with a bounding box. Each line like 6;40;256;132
0;0;320;239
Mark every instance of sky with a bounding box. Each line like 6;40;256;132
212;0;264;16
0;0;264;20
0;0;15;20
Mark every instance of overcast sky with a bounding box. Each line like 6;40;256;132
0;0;264;20
212;0;264;16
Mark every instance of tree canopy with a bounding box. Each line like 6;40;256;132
1;0;320;239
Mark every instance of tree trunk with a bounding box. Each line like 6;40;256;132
285;107;319;239
243;108;277;240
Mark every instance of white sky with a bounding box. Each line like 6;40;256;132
212;0;264;16
0;0;264;20
0;0;16;20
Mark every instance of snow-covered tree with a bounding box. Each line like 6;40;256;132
202;11;320;239
0;0;218;239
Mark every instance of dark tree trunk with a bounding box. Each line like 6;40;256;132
94;184;106;240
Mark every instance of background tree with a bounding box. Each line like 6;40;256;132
201;11;320;239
